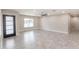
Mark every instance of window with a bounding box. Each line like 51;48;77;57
24;18;34;27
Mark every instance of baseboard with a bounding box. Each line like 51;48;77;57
18;28;69;34
19;28;40;32
41;29;69;34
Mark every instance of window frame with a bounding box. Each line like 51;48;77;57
24;18;34;28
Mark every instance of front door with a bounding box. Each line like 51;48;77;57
3;15;16;38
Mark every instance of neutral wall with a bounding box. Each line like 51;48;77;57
40;14;70;33
18;15;40;32
70;16;79;31
0;10;2;40
2;10;40;35
2;10;71;35
2;10;21;35
0;9;1;47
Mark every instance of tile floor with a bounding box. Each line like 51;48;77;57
3;30;79;49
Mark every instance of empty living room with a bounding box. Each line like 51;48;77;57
0;9;79;49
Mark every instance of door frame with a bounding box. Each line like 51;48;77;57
3;15;16;38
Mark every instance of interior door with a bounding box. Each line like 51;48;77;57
3;15;16;38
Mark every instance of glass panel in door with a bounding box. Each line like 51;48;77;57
5;16;14;35
3;15;16;38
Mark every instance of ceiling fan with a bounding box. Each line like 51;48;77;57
40;10;56;16
41;11;48;16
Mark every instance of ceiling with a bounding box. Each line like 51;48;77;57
2;9;79;16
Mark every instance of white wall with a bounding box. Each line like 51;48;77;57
0;10;1;47
2;10;40;35
2;10;71;35
40;14;70;33
18;15;40;32
0;10;2;40
2;10;21;35
71;17;79;31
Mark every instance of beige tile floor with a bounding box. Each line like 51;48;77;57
3;30;79;49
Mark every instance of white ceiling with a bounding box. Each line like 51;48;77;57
2;9;79;16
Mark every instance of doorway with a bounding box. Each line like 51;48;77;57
3;15;16;38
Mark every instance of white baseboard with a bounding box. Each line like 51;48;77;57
18;28;69;34
41;29;69;34
19;28;40;32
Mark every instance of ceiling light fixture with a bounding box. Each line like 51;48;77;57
41;12;48;16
